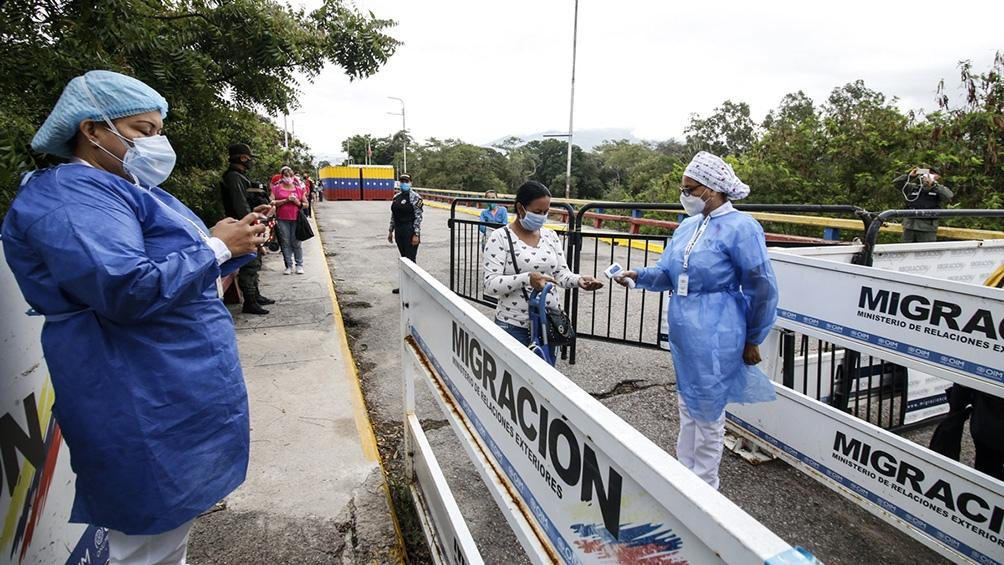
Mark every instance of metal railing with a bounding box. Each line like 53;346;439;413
423;187;1004;241
567;202;871;363
778;329;909;430
861;208;1004;265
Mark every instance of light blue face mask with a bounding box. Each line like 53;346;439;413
519;210;547;232
400;182;411;191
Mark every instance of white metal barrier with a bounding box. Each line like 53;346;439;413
774;241;1004;397
399;259;817;564
726;242;1004;565
1;247;109;564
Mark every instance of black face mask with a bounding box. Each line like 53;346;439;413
244;158;255;170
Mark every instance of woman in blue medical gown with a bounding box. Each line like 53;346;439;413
2;70;269;564
617;151;779;490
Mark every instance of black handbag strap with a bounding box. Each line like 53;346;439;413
504;227;532;303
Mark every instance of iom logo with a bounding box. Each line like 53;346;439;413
935;530;960;549
940;355;966;369
905;514;927;530
977;366;1004;380
878;499;897;513
877;338;900;350
906;346;930;359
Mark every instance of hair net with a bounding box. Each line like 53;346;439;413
683;151;750;200
31;70;168;159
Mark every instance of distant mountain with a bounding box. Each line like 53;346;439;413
487;128;641;152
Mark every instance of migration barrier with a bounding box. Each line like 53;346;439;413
399;258;817;564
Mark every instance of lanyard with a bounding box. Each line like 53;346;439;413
682;214;712;272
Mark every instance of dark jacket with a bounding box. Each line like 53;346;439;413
894;174;953;232
221;165;253;219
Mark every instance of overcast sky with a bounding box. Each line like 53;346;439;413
287;0;1003;161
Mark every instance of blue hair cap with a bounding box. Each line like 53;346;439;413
31;70;168;158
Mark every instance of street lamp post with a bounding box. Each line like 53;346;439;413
387;96;407;174
563;0;580;199
283;114;289;149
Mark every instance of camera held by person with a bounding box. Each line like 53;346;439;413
894;166;953;243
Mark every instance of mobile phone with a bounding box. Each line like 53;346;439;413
916;168;929;176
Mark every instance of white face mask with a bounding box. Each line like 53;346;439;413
102;129;177;187
680;192;708;216
80;75;176;187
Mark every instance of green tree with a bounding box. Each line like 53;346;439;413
342;134;394;165
408;139;505;193
924;52;1004;214
523;139;610;199
685;101;756;157
595;139;681;201
492;136;537;192
741;91;831;205
0;0;400;219
819;80;911;207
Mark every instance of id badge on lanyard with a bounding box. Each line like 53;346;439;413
678;215;711;297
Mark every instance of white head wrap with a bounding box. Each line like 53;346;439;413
683;151;750;200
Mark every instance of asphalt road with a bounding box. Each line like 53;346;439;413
316;199;948;565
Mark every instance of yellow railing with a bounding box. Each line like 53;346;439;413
416;187;1004;240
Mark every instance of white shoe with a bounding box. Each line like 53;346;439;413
283;267;292;275
295;266;305;275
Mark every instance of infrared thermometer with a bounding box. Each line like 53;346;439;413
604;262;635;288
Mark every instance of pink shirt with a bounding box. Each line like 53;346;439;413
272;180;306;221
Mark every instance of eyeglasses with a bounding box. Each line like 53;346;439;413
680;186;702;197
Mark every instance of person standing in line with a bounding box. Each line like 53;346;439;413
479;189;508;248
313;173;325;201
221;143;273;314
388;173;422;294
3;69;265;565
302;172;315;215
271;166;307;275
615;152;779;490
895;166;953;243
483;181;603;365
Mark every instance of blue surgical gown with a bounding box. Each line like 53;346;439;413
635;207;779;422
2;164;249;535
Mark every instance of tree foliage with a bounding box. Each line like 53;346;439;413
685;100;757;157
339;55;1002;231
408;139;505;194
0;0;400;220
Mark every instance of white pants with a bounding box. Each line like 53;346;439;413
676;395;726;490
108;520;194;565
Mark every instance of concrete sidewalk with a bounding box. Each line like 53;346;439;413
187;217;402;564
